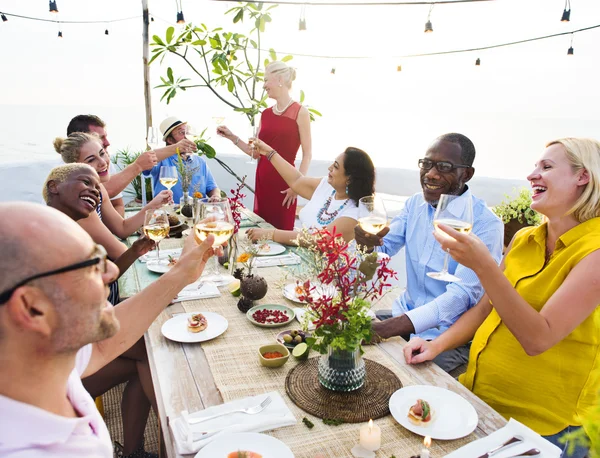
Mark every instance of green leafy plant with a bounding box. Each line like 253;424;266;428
111;148;152;202
493;188;542;226
175;150;201;194
560;396;600;457
149;2;322;125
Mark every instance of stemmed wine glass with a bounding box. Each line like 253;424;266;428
426;194;473;282
194;197;235;285
159;166;178;191
358;195;388;235
247;124;259;165
147;126;160;150
143;209;169;261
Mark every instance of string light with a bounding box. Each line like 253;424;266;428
397;65;402;71
475;57;481;65
299;4;307;31
424;4;434;33
1;13;7;22
175;0;185;24
331;67;336;74
567;33;574;55
49;1;59;14
105;28;109;35
561;0;571;22
58;30;63;37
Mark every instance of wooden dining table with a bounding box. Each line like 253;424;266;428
120;208;507;458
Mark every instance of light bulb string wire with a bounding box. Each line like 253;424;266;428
0;11;139;24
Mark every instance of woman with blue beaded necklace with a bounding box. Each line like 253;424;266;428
247;144;375;245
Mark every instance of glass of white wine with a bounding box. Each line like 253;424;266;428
143;209;169;261
159;166;178;191
247;124;259;165
427;193;473;283
194;197;235;284
358;195;388;235
147;126;160;150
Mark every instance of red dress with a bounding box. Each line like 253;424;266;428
254;102;302;230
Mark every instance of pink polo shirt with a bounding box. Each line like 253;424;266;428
0;345;113;457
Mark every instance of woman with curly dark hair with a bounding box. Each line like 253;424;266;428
246;143;375;245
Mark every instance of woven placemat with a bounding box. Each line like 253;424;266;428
285;357;402;423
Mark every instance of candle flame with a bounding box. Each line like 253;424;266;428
368;419;373;432
424;436;432;448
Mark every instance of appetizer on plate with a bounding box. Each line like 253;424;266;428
408;399;433;426
259;243;271;253
167;255;178;267
187;313;208;333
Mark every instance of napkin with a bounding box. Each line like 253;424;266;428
253;252;301;268
170;391;297;455
139;248;182;264
171;281;221;303
444;418;562;458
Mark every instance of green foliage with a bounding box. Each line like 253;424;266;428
322;418;344;426
149;2;322;124
561;396;600;457
493;188;542;226
111;148;152;201
302;417;314;429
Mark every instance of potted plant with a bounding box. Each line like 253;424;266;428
296;228;396;392
111;148;153;203
233;244;268;313
493;188;542;248
175;149;200;220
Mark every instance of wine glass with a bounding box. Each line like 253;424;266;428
143;209;169;261
358;195;388;235
159;166;178;191
247;124;259;165
194;197;235;284
212;115;226;127
426;194;473;282
147;126;160;150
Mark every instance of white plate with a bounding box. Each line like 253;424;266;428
146;259;177;274
283;283;337;304
389;385;478;440
161;312;228;343
195;432;294;458
256;241;286;256
283;283;308;304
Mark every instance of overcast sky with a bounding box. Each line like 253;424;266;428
0;0;598;179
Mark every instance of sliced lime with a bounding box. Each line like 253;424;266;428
292;342;309;360
228;279;241;297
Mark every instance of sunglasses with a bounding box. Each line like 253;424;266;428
418;158;470;173
0;245;108;305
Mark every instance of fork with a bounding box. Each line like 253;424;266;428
504;449;541;458
187;396;272;425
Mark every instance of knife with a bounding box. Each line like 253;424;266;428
476;435;524;458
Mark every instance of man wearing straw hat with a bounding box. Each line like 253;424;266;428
143;116;221;204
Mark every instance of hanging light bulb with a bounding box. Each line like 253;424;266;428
424;4;434;33
1;13;7;22
105;29;109;35
58;30;63;38
475;58;481;66
561;0;571;22
397;65;402;72
299;5;307;31
49;0;59;13
567;33;574;55
176;11;185;24
331;68;336;75
150;16;154;22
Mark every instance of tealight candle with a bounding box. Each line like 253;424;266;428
421;436;432;458
359;419;381;451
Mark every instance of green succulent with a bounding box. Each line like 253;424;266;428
493;188;542;226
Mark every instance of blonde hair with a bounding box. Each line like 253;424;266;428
546;137;600;222
53;132;100;164
42;163;97;203
265;61;296;88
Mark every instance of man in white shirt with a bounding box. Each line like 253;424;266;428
0;202;219;457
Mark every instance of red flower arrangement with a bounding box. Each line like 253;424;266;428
228;177;247;234
298;227;396;354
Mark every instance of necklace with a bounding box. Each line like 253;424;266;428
273;98;294;115
316;190;350;225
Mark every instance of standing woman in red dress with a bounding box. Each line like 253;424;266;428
217;61;313;230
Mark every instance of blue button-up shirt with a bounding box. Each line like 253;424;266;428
377;187;503;340
143;154;218;202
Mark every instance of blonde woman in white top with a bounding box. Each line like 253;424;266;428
247;144;375;245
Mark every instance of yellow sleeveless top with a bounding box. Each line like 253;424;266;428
460;218;600;436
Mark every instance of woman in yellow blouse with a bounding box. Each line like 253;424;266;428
403;138;600;457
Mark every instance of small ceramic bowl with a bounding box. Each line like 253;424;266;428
258;343;290;368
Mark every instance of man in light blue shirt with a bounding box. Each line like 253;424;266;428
355;133;503;373
144;117;221;202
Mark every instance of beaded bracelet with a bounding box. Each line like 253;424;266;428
234;137;240;146
267;150;277;161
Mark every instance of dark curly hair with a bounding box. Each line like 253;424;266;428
342;147;375;206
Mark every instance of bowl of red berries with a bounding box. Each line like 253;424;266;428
246;304;295;328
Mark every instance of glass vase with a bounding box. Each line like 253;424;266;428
318;346;366;392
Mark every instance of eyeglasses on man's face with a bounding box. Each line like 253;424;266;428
0;245;108;305
418;158;470;173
